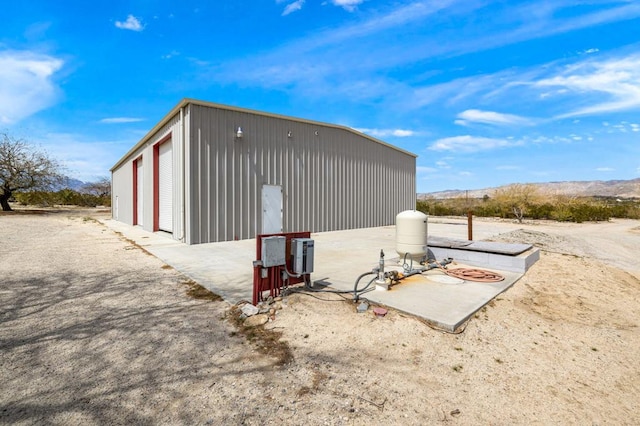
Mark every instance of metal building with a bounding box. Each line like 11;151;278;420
110;99;417;245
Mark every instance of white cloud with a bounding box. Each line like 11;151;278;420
0;50;63;124
455;109;533;126
417;166;437;174
100;117;145;124
34;132;136;181
429;135;515;153
196;1;640;116
331;0;364;12
161;50;180;60
535;53;640;118
596;167;614;172
496;165;520;170
355;128;415;138
282;0;305;16
581;48;599;54
115;15;144;31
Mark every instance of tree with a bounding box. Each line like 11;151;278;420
492;183;544;223
81;177;111;198
0;133;65;211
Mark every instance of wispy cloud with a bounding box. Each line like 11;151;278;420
33;132;137;181
596;167;615;172
535;53;640;118
331;0;364;12
455;109;533;126
100;117;145;124
0;50;63;124
190;1;640;129
356;128;415;138
417;166;438;174
115;15;144;31
161;50;180;60
435;159;451;169
281;0;305;16
429;135;517;153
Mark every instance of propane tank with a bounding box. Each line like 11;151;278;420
395;210;428;261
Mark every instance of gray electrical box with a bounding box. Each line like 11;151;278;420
291;238;314;274
261;236;286;267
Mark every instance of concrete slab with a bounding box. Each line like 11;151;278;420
102;220;536;332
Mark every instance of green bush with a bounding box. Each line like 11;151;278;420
417;196;639;223
14;189;110;208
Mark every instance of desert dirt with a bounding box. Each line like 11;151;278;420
1;208;639;425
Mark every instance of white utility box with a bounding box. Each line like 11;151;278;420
291;238;314;274
261;236;286;267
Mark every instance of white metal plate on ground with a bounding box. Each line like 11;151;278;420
424;274;465;284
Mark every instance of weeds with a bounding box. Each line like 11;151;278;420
182;280;222;302
227;305;294;366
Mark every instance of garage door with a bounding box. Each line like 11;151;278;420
158;141;173;232
136;158;143;226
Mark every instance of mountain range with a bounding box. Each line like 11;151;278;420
419;178;640;199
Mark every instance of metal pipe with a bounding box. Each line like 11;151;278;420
376;249;386;284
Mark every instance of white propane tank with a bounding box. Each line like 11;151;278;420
395;210;428;260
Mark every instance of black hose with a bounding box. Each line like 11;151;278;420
291;274;357;294
353;272;377;301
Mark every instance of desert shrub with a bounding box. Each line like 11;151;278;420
14;189;110;208
417;195;638;223
14;191;54;206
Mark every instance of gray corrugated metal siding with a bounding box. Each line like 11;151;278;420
187;104;415;244
111;99;416;245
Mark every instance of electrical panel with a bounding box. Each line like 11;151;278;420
261;236;286;267
291;238;314;274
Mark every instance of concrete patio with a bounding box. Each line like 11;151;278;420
103;217;538;331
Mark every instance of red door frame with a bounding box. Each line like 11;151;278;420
153;133;172;232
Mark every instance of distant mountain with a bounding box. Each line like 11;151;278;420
50;177;86;191
419;178;640;199
64;178;86;191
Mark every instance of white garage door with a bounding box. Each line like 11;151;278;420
136;158;143;226
158;141;173;232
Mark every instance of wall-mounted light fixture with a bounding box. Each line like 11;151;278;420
287;131;292;138
236;127;243;139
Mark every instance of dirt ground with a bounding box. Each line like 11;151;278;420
1;208;639;425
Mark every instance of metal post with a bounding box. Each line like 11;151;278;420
467;210;473;241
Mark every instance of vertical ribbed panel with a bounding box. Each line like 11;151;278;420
187;104;416;244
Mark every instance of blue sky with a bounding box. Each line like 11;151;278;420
2;0;640;192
